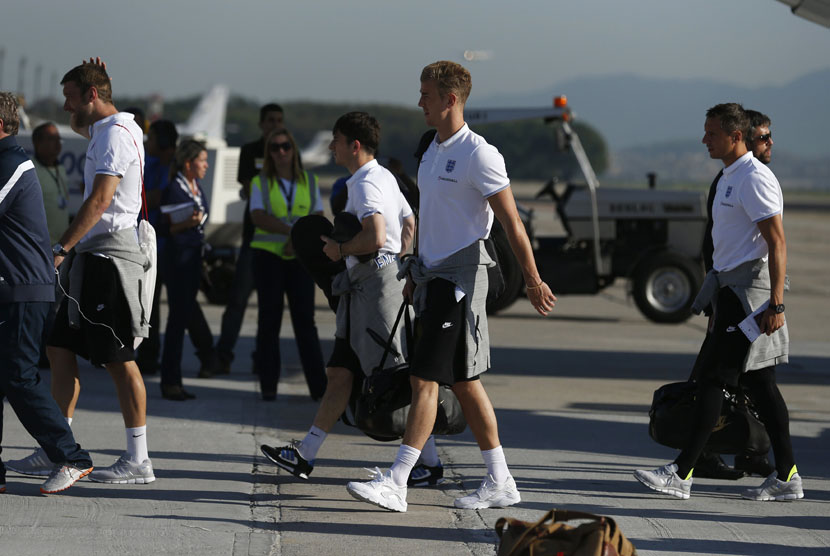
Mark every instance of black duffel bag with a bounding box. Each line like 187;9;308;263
648;381;770;456
354;301;467;441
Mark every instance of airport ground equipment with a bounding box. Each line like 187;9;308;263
467;98;707;323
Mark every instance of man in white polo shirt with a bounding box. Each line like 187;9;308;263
260;112;424;482
9;60;155;484
346;61;556;512
635;103;801;502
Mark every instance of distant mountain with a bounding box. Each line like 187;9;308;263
605;139;830;190
476;69;830;158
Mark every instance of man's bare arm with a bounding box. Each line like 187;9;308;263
399;213;415;258
322;213;385;261
757;214;787;335
250;209;292;235
54;173;120;266
488;187;556;316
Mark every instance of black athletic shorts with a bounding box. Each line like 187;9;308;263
694;287;751;387
48;254;136;366
409;278;479;386
327;336;363;376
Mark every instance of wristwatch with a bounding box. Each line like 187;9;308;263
771;303;785;314
52;243;68;257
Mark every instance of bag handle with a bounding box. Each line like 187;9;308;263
376;301;408;370
495;509;611;556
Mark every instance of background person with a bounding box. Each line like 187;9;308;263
31;122;71;369
216;103;286;374
249;129;326;401
135;119;178;376
0;91;93;494
158;139;217;400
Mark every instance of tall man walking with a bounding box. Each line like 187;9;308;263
347;61;556;512
0;92;94;494
635;103;801;501
9;60;155;484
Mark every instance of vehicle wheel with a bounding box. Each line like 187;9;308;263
632;252;702;323
486;221;524;314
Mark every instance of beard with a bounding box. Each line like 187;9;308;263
69;109;92;133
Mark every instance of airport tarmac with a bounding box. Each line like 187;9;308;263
0;207;828;556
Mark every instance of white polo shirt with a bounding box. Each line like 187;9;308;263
81;112;144;243
712;151;783;272
417;124;510;268
344;159;412;269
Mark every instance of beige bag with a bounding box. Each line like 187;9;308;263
495;509;638;556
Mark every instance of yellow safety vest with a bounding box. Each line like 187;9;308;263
250;171;317;259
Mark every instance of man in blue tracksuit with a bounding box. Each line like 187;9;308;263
0;92;93;494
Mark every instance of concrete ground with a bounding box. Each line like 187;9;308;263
1;206;827;556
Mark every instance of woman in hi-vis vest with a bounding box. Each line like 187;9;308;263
249;129;327;401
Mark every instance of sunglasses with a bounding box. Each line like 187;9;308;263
755;133;772;143
269;141;292;153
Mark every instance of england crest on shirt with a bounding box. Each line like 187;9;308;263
725;185;733;198
445;159;456;173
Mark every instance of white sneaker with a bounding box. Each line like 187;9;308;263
6;448;57;477
40;464;93;494
454;474;521;509
346;467;407;512
88;454;155;484
742;472;804;501
634;463;692;499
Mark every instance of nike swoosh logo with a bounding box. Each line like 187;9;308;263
132;434;145;438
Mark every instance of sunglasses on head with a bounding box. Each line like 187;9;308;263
269;141;292;153
755;133;772;143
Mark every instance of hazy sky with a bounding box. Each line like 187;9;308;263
3;0;829;108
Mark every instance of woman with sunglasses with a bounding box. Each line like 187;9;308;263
249;129;327;401
159;139;218;400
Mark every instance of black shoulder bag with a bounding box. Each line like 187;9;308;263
354;300;467;441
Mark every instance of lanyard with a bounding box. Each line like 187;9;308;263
278;177;295;212
43;164;68;200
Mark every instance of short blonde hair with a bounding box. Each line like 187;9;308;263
421;61;472;104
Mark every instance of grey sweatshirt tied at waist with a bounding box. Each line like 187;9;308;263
63;227;150;340
692;257;789;372
332;259;406;376
397;240;494;379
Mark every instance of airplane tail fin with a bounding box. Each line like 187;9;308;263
178;85;229;143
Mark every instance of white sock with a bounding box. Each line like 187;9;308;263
482;446;510;484
298;426;327;461
419;435;440;467
126;426;149;463
65;417;73;426
390;444;421;487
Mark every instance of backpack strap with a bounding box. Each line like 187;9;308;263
411;129;438;257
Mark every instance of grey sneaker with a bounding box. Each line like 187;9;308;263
346;467;407;512
742;472;804;501
89;454;155;484
634;463;692;499
455;474;521;509
40;464;93;494
6;448;56;477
